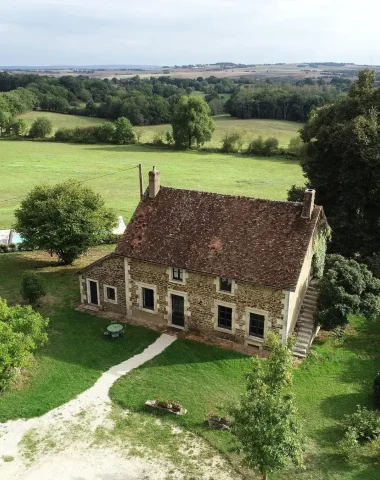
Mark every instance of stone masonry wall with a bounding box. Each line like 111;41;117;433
128;258;285;346
80;255;126;315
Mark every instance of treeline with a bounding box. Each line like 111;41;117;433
0;71;350;128
225;84;344;122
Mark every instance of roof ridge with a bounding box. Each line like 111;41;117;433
159;186;320;208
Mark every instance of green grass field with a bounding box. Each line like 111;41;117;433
17;111;301;147
138;114;301;147
110;319;380;479
0;248;159;421
18;111;108;133
0;141;304;228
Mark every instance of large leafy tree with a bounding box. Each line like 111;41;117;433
114;117;135;144
171;96;215;149
0;298;49;392
300;70;380;258
230;333;303;480
29;117;53;138
316;254;380;330
15;181;116;264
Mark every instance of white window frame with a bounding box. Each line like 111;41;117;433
214;300;236;334
167;289;188;330
168;267;187;285
135;282;158;314
86;278;100;306
215;276;236;296
104;284;118;304
245;307;269;343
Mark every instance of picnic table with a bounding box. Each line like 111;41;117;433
107;323;124;334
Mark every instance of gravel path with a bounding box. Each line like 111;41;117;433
0;334;177;479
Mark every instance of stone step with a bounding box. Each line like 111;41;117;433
293;347;307;357
297;332;311;341
304;298;317;306
298;328;313;336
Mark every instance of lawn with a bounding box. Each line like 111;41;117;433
18;111;108;133
0;141;304;228
135;114;301;148
110;318;380;479
0;248;160;421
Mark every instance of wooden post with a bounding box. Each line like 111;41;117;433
138;163;143;200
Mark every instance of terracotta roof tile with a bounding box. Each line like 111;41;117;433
115;187;323;290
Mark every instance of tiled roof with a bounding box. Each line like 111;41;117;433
115;187;324;290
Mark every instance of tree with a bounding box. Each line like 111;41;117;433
230;333;303;480
21;273;46;305
29;117;53;138
316;254;380;330
96;123;115;143
114;117;135;144
300;70;380;258
9;118;28;137
171;96;215;149
287;185;307;202
15;181;116;264
0;110;12;135
0;297;48;392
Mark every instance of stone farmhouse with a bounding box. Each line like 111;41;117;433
77;167;328;356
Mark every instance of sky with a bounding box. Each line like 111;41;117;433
1;0;379;66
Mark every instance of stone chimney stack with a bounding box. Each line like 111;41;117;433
148;166;160;199
301;189;316;219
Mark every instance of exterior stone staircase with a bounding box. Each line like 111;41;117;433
292;282;319;358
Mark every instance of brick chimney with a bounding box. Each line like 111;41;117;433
301;189;315;219
148;166;160;199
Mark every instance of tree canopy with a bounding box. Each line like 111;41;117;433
300;70;380;258
0;297;49;392
316;254;380;329
230;333;303;479
171;96;215;149
15;181;116;264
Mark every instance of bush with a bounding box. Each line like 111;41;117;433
0;297;49;392
29;117;53;138
21;273;46;305
221;132;243;153
338;427;359;461
287;185;306;202
246;136;279;156
288;136;306;157
247;136;265;155
54;128;74;143
0;244;9;253
374;373;380;409
152;131;165;146
165;130;174;145
342;406;380;442
96;123;115;143
114;117;135;145
316;254;380;330
263;137;279;156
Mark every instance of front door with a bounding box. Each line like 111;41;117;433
88;280;99;305
171;294;185;327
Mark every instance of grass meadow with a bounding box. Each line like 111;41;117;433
0;140;304;228
17;111;301;147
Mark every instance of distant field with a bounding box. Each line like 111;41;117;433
18;111;108;133
17;112;301;148
0;141;304;228
136;115;301;148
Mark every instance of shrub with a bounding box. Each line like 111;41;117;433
21;273;46;305
287;136;306;157
96;123;115;143
247;136;265;155
262;137;279;156
342;406;380;442
152;131;165;146
165;130;174;145
287;185;306;202
246;136;280;156
54;128;74;143
9;118;28;137
114;117;135;145
316;254;380;330
29;117;53;138
0;244;9;253
0;297;49;392
338;427;359;461
221;132;243;153
374;373;380;409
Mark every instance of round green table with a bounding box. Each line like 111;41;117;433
107;323;123;333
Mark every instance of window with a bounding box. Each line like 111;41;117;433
142;287;154;310
218;305;232;330
219;277;232;293
172;268;183;282
106;287;116;301
249;312;265;339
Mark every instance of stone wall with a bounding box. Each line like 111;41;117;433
128;258;285;347
80;255;126;315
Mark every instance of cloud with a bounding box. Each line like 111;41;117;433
1;0;379;65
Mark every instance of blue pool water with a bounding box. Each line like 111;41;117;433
12;233;24;244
